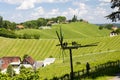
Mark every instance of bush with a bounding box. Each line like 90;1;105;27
0;28;18;38
99;26;104;30
34;34;40;39
23;33;32;39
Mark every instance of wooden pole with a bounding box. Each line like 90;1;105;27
69;48;74;80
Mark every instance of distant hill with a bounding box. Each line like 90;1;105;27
15;22;111;39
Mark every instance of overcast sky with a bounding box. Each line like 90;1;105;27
0;0;116;24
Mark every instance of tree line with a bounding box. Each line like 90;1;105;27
0;15;86;39
0;15;86;30
0;16;67;30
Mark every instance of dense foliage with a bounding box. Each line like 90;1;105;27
106;0;120;21
22;16;67;29
98;24;113;30
0;66;40;80
0;28;18;38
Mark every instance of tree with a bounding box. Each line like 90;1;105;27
37;18;47;27
72;15;77;22
0;19;16;30
104;24;113;30
106;0;120;21
116;28;120;34
7;65;15;77
23;54;29;59
57;16;66;23
79;19;83;22
19;65;40;80
0;16;3;27
99;26;104;30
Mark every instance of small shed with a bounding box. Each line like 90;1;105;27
43;58;55;66
34;61;44;69
16;25;24;29
22;56;35;68
110;31;118;37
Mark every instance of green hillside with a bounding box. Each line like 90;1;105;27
0;22;119;79
0;35;119;79
15;22;110;39
0;36;119;60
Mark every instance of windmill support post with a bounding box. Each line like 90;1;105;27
69;48;74;80
56;28;97;80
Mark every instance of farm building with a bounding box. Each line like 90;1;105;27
110;31;118;37
39;26;51;29
16;25;24;29
0;56;55;74
43;58;55;66
112;26;118;31
34;61;44;69
21;56;35;68
0;56;21;74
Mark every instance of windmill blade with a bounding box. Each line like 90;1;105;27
58;48;62;59
56;31;62;45
63;49;68;58
61;49;65;63
58;48;67;63
87;42;99;45
80;44;97;47
79;42;99;47
60;27;63;44
58;48;65;63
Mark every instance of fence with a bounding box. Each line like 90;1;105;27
51;60;120;80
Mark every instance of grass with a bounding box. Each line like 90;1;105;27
0;36;119;60
0;35;119;79
0;22;119;79
15;22;110;39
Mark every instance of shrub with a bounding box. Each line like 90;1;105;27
99;26;104;30
34;34;40;39
23;33;32;39
0;28;18;38
49;55;53;58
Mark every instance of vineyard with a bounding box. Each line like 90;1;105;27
15;22;110;39
0;22;119;79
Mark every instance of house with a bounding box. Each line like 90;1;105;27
22;56;35;68
0;57;21;74
47;21;54;25
43;58;55;66
16;25;24;29
110;31;118;37
112;26;118;31
39;26;51;29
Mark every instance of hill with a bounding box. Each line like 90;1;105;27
0;35;119;79
15;22;111;39
0;22;119;79
0;35;119;60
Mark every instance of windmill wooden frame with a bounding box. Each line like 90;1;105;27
56;27;97;80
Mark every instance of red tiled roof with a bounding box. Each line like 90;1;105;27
22;56;35;65
0;57;21;70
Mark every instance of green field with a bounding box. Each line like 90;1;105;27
0;22;120;79
15;22;110;39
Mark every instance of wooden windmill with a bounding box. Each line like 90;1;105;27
56;27;97;80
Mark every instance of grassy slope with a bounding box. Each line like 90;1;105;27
0;36;119;79
0;22;119;79
15;22;110;39
0;36;119;60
